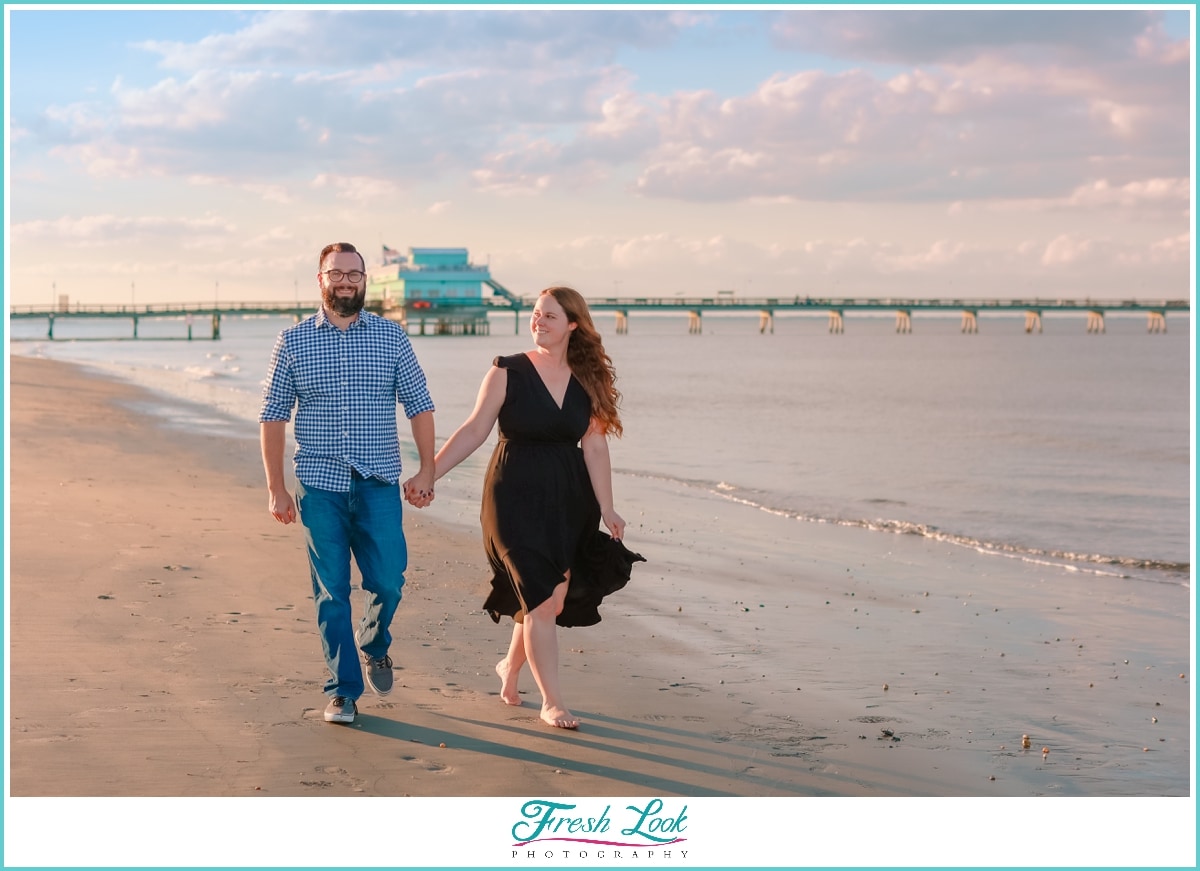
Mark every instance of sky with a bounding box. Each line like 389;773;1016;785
4;4;1194;307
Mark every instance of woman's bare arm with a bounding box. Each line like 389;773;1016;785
433;365;508;480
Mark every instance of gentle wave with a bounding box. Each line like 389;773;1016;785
182;365;226;379
621;469;1190;583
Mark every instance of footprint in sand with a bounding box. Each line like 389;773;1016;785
399;755;452;774
299;766;368;792
166;641;197;660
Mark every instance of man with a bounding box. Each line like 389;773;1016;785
260;242;436;725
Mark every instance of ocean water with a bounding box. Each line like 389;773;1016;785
7;308;1193;589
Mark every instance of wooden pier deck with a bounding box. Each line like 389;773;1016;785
8;295;1191;339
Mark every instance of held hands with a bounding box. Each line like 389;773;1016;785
403;469;436;509
602;509;626;542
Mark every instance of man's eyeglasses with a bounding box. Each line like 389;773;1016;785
322;269;365;283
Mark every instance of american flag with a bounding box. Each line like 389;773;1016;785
381;244;403;264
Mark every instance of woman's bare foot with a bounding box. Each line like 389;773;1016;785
540;705;579;729
496;659;522;706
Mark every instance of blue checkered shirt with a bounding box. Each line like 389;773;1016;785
259;308;435;492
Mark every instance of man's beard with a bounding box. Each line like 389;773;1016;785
323;285;366;317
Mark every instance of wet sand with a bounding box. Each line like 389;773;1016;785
4;355;1194;868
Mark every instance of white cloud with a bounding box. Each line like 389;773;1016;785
139;9;689;72
113;70;263;131
1042;234;1093;266
1147;232;1191;263
1134;28;1191;65
11;213;237;245
589;90;652;138
970;177;1189;219
611;233;731;268
769;9;1166;66
631;51;1188;202
245;225;296;247
470;167;552;197
310;173;405;202
1066;177;1189;209
886;239;968;272
187;175;296;204
1089;98;1144;136
19;10;1189;206
48;141;147;179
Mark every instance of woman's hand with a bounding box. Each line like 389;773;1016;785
602;510;626;541
402;474;435;508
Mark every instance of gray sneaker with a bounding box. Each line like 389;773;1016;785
324;696;357;724
363;653;394;696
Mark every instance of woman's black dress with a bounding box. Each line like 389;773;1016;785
480;353;644;627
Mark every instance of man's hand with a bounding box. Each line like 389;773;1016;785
403;468;436;509
268;487;297;524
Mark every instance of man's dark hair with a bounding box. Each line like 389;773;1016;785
319;242;366;273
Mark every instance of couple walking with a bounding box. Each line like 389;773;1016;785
259;242;643;730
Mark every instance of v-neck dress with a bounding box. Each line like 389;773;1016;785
480;353;644;627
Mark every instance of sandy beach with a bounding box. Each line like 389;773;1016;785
5;355;1194;867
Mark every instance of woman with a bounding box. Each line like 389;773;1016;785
433;286;643;729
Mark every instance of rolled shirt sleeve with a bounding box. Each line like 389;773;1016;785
259;331;297;423
394;332;435;419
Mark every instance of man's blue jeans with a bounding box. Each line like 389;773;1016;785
296;471;407;700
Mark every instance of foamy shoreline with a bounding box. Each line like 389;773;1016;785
5;355;1195;867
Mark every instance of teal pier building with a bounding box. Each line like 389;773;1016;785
367;246;518;335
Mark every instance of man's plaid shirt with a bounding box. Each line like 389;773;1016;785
259;307;435;491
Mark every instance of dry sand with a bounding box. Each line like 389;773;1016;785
4;355;1194;867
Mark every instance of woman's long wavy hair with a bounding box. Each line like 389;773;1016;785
542;286;623;437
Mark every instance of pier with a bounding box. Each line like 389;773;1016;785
8;295;1190;339
563;295;1190;335
8;301;313;341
